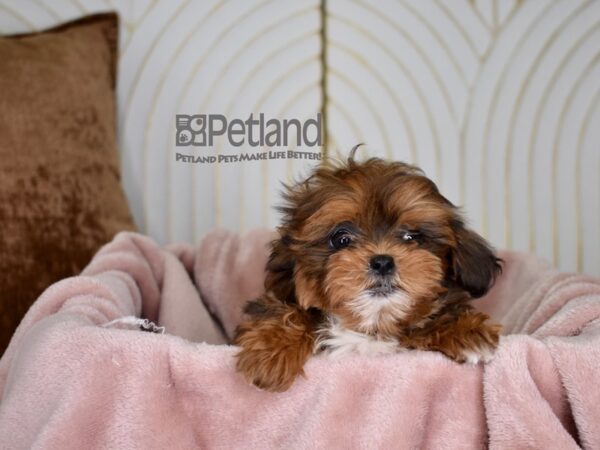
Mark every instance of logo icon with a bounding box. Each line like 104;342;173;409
176;114;206;146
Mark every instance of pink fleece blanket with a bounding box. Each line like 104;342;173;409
1;230;599;449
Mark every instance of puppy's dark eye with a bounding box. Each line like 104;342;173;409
400;230;422;242
330;229;353;250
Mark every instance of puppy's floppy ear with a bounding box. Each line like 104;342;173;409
450;223;502;298
264;234;296;303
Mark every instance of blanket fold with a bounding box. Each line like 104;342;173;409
0;230;598;449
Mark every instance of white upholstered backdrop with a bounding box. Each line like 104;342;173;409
1;0;599;276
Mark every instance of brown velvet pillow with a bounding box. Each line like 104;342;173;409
0;13;136;353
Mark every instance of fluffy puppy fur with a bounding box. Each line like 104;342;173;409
234;148;502;392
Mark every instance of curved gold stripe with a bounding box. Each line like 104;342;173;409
503;1;590;248
33;0;61;21
211;54;318;233
123;0;194;134
202;6;316;112
156;1;277;238
282;102;331;190
527;21;600;258
166;0;274;120
280;111;327;216
329;135;344;160
223;32;318;114
551;54;600;267
458;4;525;208
229;29;319;230
0;4;36;29
135;0;159;26
213;24;319;232
353;0;459;122
286;140;299;188
471;0;493;32
328;101;382;163
233;36;320;231
329;98;366;148
119;0;159;60
482;0;560;238
329;67;393;161
239;54;319;228
230;54;318;229
575;86;600;272
177;0;278;237
481;1;586;242
160;2;313;238
262;135;302;230
320;0;328;158
328;14;443;179
432;0;483;59
159;0;229;239
70;0;87;14
149;0;272;239
330;40;418;166
258;82;321;227
396;1;470;88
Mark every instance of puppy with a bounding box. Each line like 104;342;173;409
234;147;502;392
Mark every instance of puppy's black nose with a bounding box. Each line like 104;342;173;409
369;255;395;276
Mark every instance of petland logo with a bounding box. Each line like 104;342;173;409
175;113;322;147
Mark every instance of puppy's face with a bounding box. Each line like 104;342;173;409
266;158;500;336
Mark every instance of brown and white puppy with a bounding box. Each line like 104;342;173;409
234;148;502;392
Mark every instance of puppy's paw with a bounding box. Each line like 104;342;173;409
233;307;315;392
451;322;501;365
235;344;305;392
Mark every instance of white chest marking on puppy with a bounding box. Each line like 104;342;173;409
316;317;399;358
